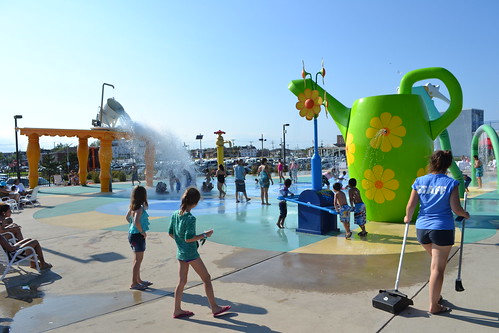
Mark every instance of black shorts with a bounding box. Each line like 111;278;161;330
235;180;246;192
416;229;455;246
128;233;146;252
279;201;287;218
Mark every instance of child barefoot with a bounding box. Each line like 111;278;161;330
277;178;293;229
169;187;231;318
348;178;368;237
333;182;352;239
126;186;152;291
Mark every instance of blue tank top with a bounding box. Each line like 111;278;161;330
412;174;459;230
128;207;150;234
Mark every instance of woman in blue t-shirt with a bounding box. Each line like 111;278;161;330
404;150;469;315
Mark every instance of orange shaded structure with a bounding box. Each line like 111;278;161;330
19;128;155;192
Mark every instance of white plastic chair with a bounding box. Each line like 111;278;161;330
20;186;40;207
1;197;20;213
0;233;40;280
53;175;66;186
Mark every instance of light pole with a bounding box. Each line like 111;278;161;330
196;134;203;159
259;134;266;157
282;124;289;167
14;115;23;180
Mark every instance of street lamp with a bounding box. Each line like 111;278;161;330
259;134;266;157
14;115;23;180
196;134;203;159
282;124;289;167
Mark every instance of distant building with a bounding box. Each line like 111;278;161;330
438;108;484;157
239;145;258;157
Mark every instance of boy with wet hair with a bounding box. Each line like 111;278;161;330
333;182;352;239
348;178;367;237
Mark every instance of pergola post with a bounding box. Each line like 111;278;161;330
26;134;40;188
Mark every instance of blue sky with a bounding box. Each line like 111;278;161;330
1;0;498;153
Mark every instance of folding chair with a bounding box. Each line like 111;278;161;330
0;235;40;281
20;186;41;207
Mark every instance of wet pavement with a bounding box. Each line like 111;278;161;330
1;176;498;332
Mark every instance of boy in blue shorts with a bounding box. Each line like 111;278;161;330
277;178;294;229
333;182;352;239
348;178;367;237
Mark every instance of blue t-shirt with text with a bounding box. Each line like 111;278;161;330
412;173;459;230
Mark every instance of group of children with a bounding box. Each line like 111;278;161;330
126;173;366;318
276;177;367;240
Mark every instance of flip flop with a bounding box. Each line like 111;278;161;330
129;284;147;291
213;305;231;317
140;281;153;286
438;295;444;304
173;311;194;319
428;305;451;315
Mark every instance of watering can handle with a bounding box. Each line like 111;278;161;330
399;67;463;140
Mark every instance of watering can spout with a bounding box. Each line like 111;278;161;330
288;79;350;137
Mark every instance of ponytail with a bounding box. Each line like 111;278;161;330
180;187;201;214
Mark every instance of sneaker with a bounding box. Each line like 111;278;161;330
345;232;352;240
236;200;240;203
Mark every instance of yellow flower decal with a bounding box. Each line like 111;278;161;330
296;88;323;120
416;167;427;178
346;132;355;166
362;165;399;204
366;112;406;152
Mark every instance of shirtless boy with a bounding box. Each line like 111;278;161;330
333;182;352;239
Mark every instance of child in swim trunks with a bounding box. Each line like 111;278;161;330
333;182;352;239
348;178;367;237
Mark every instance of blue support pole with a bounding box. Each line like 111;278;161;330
311;117;322;190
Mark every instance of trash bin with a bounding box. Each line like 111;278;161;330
296;189;339;235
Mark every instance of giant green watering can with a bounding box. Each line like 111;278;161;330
289;67;463;222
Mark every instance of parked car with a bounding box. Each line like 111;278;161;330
6;176;50;187
0;174;7;181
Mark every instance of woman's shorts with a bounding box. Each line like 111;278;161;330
128;233;146;252
417;229;454;246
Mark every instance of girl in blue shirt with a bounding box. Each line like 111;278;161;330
169;187;231;319
126;186;151;291
404;150;469;315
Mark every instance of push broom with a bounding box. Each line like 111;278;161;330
455;192;468;292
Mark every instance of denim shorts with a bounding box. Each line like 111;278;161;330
417;229;455;246
128;233;146;252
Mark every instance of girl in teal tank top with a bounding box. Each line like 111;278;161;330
125;186;152;291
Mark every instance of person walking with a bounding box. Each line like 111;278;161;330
131;164;141;186
234;159;251;203
404;150;469;315
215;164;227;199
277;159;285;183
125;186;152;291
473;155;483;188
257;158;274;205
169;187;231;318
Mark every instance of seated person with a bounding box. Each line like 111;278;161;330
12;179;30;195
0;204;23;240
202;181;214;192
0;233;52;270
69;171;79;186
0;182;20;203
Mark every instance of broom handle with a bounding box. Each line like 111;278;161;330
394;222;410;291
457;192;468;280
